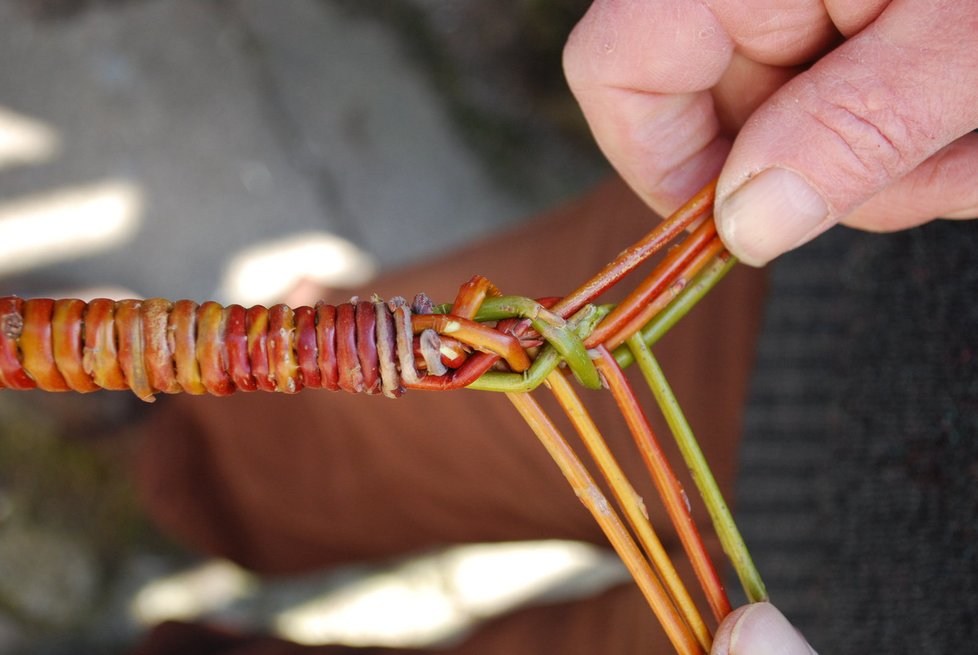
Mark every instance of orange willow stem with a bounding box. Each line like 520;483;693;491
553;179;716;320
605;235;728;351
593;347;732;622
546;371;713;651
450;275;502;320
585;218;717;349
411;314;530;372
506;390;705;655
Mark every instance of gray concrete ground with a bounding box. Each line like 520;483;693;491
0;0;601;301
0;1;614;653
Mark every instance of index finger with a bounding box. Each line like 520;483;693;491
564;0;733;214
563;0;838;214
706;0;838;65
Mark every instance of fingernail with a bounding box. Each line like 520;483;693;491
729;603;815;655
716;168;830;266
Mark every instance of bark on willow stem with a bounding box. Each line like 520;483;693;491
506;390;705;655
625;333;768;604
546;370;713;651
594;347;733;622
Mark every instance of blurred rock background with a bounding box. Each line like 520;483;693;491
0;1;630;653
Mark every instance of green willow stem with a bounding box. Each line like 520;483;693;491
462;255;735;392
489;297;599;388
625;332;768;604
466;305;607;393
441;295;601;389
469;254;734;393
613;254;737;369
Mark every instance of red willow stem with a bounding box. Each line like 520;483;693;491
552;179;716;320
584;218;717;349
408;185;721;389
593;346;732;622
405;276;519;391
450;275;501;320
403;350;497;390
403;318;535;390
604;234;728;351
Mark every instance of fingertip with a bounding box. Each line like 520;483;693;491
709;604;751;655
712;603;815;655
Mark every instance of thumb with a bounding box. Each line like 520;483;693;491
715;1;978;266
711;603;815;655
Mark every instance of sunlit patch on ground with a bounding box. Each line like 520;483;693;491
131;560;258;624
129;541;628;649
0;180;142;277
0;106;62;171
218;231;378;306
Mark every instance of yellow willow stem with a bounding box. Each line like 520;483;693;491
546;371;713;651
626;333;768;603
506;391;705;655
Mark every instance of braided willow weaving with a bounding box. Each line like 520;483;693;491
0;181;766;655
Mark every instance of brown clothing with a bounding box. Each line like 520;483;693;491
133;178;768;654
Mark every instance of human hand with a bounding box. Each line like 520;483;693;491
711;602;816;654
564;1;978;266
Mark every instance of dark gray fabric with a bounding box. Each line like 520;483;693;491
736;220;978;653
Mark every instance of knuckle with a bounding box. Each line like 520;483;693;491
802;76;916;187
561;23;592;93
723;4;834;66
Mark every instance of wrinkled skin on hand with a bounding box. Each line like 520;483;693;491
564;0;978;266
